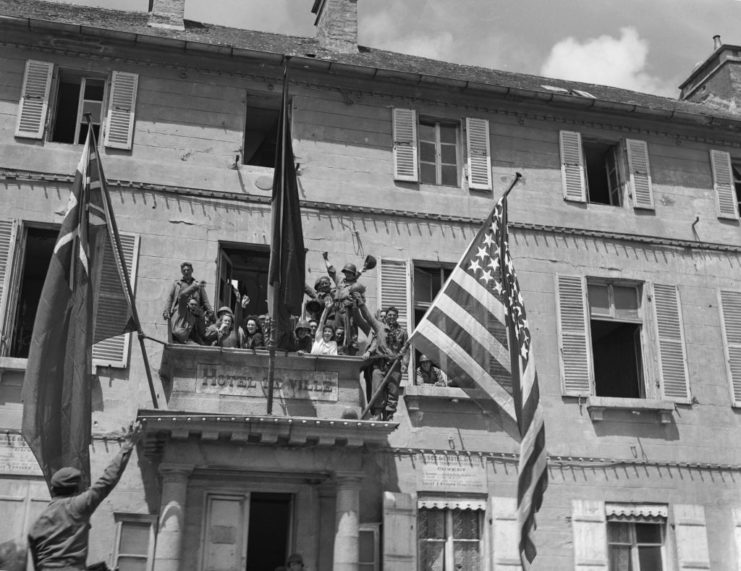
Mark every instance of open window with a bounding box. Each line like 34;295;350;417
411;262;452;385
242;94;281;167
587;281;644;398
50;70;106;144
583;140;622;206
216;243;270;317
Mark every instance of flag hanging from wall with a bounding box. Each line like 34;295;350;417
267;69;305;350
409;193;548;569
22;127;137;489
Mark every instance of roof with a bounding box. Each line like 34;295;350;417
1;0;740;127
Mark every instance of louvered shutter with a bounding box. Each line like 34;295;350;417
378;259;410;330
674;504;711;570
15;60;54;139
466;117;492;190
382;492;416;571
104;71;138;150
710;150;739;219
626;139;654;209
556;274;592;396
719;290;741;406
92;233;139;368
392;108;418;182
560;130;586;202
571;500;607;570
491;497;522;570
653;284;689;402
0;219;20;357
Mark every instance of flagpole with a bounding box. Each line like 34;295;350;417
86;115;159;409
266;63;290;415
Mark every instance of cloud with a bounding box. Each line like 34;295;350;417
540;27;676;96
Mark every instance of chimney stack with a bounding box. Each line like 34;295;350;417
713;35;722;50
312;0;358;54
679;37;741;112
148;0;185;30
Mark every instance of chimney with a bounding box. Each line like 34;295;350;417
678;36;741;112
311;0;358;54
148;0;185;30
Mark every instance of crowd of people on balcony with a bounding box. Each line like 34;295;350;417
162;258;449;406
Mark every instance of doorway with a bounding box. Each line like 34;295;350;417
246;493;292;571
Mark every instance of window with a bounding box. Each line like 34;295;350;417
113;514;155;571
418;508;482;570
217;244;270;317
359;523;380;571
608;521;665;571
392;109;492;190
419;120;459;186
560;131;653;209
50;71;105;144
587;281;644;398
556;275;689;402
16;60;138;150
0;219;139;367
243;95;281;167
583;140;621;206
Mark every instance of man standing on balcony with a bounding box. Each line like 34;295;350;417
162;262;214;344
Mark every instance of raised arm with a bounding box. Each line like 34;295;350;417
315;296;332;342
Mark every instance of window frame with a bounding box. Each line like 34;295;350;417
359;522;380;571
112;513;156;571
241;92;283;168
417;507;484;571
582;138;623;207
47;68;109;146
606;518;667;571
418;117;461;187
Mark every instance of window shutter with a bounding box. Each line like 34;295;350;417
626;139;654;209
382;491;416;571
559;130;586;202
674;504;711;570
466;117;492;190
571;500;607;570
392;108;418;182
104;71;138;150
15;60;54;140
92;233;139;368
0;219;20;357
378;259;410;330
719;290;741;406
556;274;592;396
710;150;739;219
653;284;689;402
491;497;522;570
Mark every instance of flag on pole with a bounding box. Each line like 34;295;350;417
409;193;547;569
268;68;305;350
22;127;137;488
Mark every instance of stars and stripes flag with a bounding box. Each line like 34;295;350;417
22;127;137;489
409;188;548;569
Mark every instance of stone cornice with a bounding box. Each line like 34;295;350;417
3;168;741;255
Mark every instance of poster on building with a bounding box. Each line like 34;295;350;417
418;453;488;493
0;432;43;476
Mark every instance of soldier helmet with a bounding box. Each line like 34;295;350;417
295;320;311;332
341;263;358;276
419;354;431;363
216;306;234;319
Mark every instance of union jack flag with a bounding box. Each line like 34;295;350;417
410;193;548;569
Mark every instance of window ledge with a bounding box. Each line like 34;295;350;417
586;396;674;423
404;384;470;402
0;357;27;372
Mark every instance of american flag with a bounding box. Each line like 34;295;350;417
409;192;548;569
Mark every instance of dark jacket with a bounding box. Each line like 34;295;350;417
28;444;135;570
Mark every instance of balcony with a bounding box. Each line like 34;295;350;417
150;344;398;450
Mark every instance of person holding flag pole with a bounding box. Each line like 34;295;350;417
21;116;158;493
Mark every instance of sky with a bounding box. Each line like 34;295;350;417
57;0;741;98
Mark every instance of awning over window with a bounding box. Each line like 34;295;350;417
606;503;668;522
418;498;487;511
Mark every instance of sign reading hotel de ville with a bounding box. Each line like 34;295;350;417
196;364;339;402
418;453;488;493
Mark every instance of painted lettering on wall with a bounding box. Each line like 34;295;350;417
196;365;339;402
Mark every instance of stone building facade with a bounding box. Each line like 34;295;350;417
0;0;740;569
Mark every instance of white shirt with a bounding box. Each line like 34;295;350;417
311;338;338;355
